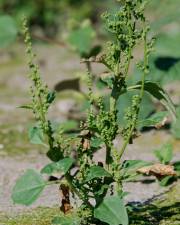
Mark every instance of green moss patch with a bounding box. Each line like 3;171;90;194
129;182;180;225
0;207;61;225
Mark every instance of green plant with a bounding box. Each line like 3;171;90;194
153;143;180;186
12;1;176;224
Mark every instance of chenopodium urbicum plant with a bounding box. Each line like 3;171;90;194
12;1;176;225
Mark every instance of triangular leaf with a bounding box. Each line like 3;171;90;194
40;162;57;175
28;126;44;145
12;169;46;206
94;196;128;225
85;166;111;182
41;158;74;175
154;143;173;164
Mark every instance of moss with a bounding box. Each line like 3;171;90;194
0;207;81;225
129;182;180;225
0;207;61;225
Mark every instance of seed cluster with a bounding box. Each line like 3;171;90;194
23;19;50;132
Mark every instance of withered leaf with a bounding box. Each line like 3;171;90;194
59;184;72;214
137;163;176;178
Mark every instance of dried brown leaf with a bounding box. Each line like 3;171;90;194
137;163;176;178
59;184;72;214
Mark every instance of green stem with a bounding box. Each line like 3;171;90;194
127;84;141;90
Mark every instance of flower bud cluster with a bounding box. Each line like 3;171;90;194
102;0;148;76
23;18;51;132
122;95;140;140
87;98;118;148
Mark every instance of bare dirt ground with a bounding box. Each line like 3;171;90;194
0;44;180;215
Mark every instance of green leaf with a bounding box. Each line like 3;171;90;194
116;91;155;126
91;137;103;148
95;184;109;196
173;161;180;172
138;111;169;128
41;158;74;175
122;160;152;181
173;161;180;176
47;91;56;104
51;157;74;174
85;166;111;182
159;176;176;187
28;126;44;145
171;106;180;139
40;163;57;175
12;169;46;206
0;15;18;48
68;24;95;55
154;143;173;164
132;81;176;121
52;216;80;225
94;196;129;225
47;148;62;162
18;104;33;110
122;160;152;170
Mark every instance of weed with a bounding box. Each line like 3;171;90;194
11;1;177;224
